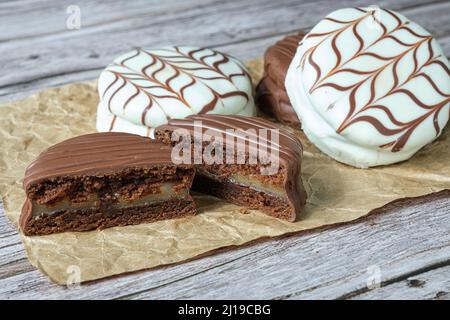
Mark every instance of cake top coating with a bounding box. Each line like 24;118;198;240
257;33;305;126
265;33;305;84
23;132;176;190
155;114;303;167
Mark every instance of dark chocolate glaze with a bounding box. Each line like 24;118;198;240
22;132;178;192
155;114;307;221
256;33;305;126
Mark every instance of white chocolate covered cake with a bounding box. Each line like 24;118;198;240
97;46;256;137
286;7;450;167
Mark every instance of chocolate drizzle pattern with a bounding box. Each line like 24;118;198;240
98;47;254;131
156;114;303;165
298;8;450;152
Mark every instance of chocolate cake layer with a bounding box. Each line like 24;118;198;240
155;114;307;221
193;174;296;221
256;33;304;126
20;132;196;236
22;198;196;236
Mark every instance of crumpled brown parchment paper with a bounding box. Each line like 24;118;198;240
1;60;449;285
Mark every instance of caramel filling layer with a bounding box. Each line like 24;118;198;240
31;182;188;217
196;169;286;198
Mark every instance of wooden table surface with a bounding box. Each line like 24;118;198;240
0;0;449;300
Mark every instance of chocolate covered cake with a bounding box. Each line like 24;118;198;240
256;33;304;127
20;132;196;236
155;114;307;221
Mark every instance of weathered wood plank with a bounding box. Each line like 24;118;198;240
1;0;438;41
0;191;448;299
0;0;447;102
0;204;33;280
125;192;450;300
0;204;22;253
0;249;33;280
0;241;264;299
350;265;450;300
0;0;224;41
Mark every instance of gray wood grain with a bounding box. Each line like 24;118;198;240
0;0;219;41
0;0;448;102
0;191;448;300
0;0;449;299
351;266;450;300
126;192;450;300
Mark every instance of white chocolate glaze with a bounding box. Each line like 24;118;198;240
96;101;155;138
286;7;450;167
97;46;256;136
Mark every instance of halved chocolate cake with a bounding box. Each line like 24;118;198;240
155;114;307;221
20;132;196;236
